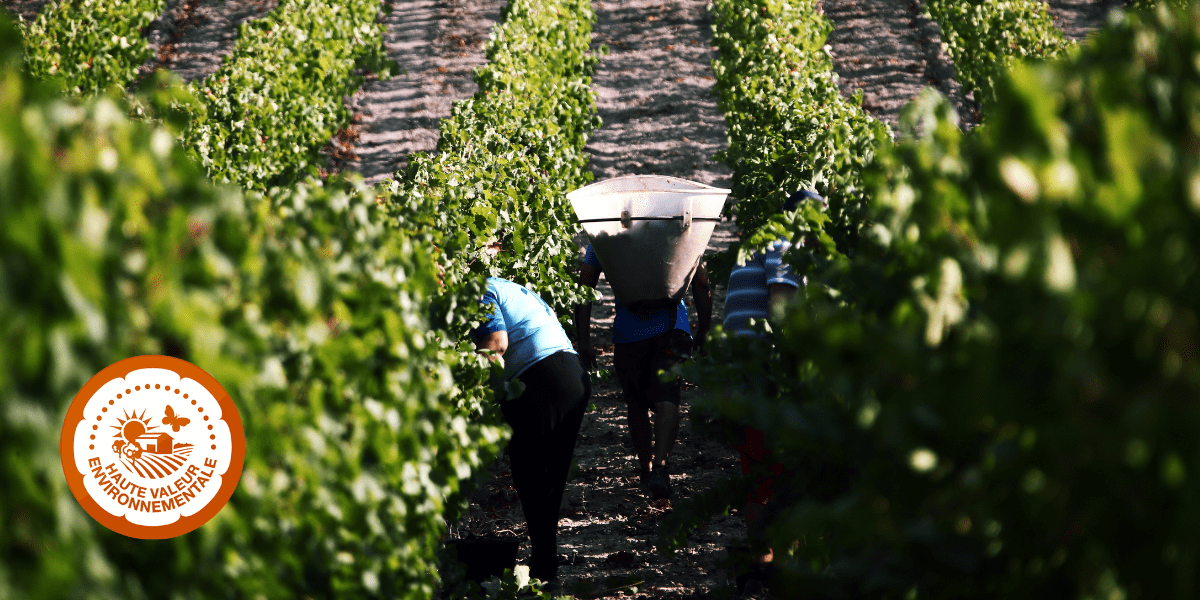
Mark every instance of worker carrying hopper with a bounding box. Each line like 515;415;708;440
568;175;728;500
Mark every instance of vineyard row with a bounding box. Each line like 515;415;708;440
1;0;598;595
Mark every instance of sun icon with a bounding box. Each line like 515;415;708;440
112;409;157;441
110;410;159;460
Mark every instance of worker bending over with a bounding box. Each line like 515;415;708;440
474;277;590;583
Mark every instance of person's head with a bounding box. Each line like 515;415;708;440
782;189;825;213
783;189;825;248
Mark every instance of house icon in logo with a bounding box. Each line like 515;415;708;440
136;432;174;454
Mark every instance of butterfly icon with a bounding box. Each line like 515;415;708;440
162;405;191;432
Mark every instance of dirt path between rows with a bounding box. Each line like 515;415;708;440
564;0;748;595
0;0;48;23
334;0;501;183
1047;0;1124;41
139;0;276;85
821;0;1126;134
580;0;738;357
584;0;732;189
823;0;977;131
448;0;755;598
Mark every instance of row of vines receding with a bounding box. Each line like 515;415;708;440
0;0;602;595
665;2;1200;598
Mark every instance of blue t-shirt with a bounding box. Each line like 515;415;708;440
724;239;801;335
474;277;575;380
583;245;690;344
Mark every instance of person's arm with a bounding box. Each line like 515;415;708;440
691;264;712;353
574;262;601;369
474;286;507;360
474;330;509;359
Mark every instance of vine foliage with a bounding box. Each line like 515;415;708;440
20;0;165;95
922;0;1071;107
0;14;506;598
668;4;1200;598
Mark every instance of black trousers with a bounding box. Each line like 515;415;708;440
499;351;589;582
614;328;691;410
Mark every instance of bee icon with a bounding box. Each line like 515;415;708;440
162;405;191;432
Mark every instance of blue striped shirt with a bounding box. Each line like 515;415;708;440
723;240;800;335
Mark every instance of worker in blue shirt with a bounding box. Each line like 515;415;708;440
473;277;589;583
574;247;711;500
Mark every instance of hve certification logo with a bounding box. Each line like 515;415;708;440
60;356;246;539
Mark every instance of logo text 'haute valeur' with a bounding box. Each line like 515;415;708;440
61;356;245;539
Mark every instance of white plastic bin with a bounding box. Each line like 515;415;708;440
568;175;731;308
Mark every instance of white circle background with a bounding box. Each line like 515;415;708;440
71;367;233;527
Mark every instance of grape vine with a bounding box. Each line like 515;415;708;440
21;0;165;95
922;0;1071;107
184;0;394;190
669;3;1200;598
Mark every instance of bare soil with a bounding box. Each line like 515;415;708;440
821;0;1123;134
585;0;732;189
823;0;976;131
1048;0;1125;41
0;0;49;23
138;0;276;85
333;0;502;183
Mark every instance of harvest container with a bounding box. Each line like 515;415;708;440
567;175;730;309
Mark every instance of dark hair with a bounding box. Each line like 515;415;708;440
783;189;825;212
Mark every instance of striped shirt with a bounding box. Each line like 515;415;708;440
723;239;800;335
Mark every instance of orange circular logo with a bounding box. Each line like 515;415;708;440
60;356;245;539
